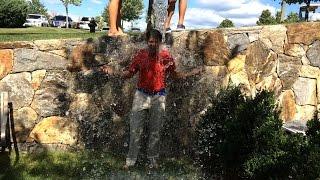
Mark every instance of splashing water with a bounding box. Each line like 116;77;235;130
152;0;168;41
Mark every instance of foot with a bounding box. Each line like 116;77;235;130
176;24;185;31
118;27;124;34
165;27;172;33
123;164;133;171
108;31;125;37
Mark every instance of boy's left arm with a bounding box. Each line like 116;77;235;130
170;66;205;79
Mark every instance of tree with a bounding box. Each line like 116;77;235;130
27;0;49;18
102;0;143;27
102;3;109;26
121;0;143;22
256;9;277;25
59;0;82;28
285;12;300;23
275;11;282;23
0;0;29;28
218;19;235;28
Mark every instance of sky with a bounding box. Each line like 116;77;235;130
40;0;308;30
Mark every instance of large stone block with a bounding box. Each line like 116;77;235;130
13;107;38;142
307;40;320;68
277;54;302;89
259;25;287;53
255;73;282;96
228;55;251;90
0;42;34;49
279;90;296;122
284;43;306;57
0;49;13;79
294;105;316;124
245;40;277;85
227;54;246;74
287;22;320;45
202;31;230;66
68;93;101;121
293;77;317;106
227;33;250;52
31;71;71;117
28;116;79;145
13;49;68;72
299;65;319;79
34;39;66;51
0;72;33;109
31;70;46;90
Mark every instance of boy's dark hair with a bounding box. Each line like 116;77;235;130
146;29;162;42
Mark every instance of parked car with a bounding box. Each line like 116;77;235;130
77;17;90;30
101;26;110;32
49;15;72;28
23;14;49;27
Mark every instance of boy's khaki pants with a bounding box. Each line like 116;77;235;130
126;90;166;166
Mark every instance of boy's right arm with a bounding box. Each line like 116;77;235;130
100;65;134;79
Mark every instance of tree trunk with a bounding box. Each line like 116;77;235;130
280;0;286;22
147;0;154;33
65;5;69;28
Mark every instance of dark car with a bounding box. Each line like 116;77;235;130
50;15;73;28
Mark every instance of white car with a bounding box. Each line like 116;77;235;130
309;12;320;21
78;17;90;30
23;14;49;27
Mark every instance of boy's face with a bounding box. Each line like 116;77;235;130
148;37;160;54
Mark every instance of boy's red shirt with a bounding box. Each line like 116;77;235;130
128;49;176;92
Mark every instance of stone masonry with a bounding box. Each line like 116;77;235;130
0;22;320;152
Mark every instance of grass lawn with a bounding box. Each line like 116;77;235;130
0;150;201;179
0;27;106;42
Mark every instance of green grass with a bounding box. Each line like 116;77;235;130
0;150;201;179
0;27;106;42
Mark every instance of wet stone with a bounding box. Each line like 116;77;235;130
292;77;317;106
279;90;296;122
28;116;79;145
31;70;71;117
277;54;302;90
13;48;68;73
0;72;33;109
13;107;38;142
307;40;320;68
227;33;250;53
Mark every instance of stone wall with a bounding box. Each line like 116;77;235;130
0;22;319;153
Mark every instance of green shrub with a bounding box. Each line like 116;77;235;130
195;87;285;179
0;0;29;28
195;86;320;179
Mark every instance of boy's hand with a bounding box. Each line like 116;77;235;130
100;65;114;75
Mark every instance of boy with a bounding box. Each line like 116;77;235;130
101;29;203;170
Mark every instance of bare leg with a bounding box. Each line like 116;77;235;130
178;0;187;25
117;0;124;34
165;0;177;29
108;0;122;36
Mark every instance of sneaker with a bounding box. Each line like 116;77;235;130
148;158;159;170
176;24;185;31
165;27;172;33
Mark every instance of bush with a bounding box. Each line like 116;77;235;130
195;87;284;179
218;19;235;28
0;0;29;28
195;86;320;179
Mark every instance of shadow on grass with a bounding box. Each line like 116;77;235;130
2;149;200;179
